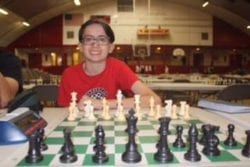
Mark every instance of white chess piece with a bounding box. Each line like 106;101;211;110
171;104;178;119
69;102;77;118
179;101;187;116
117;105;125;121
67;91;79;121
116;90;123;117
67;106;76;121
149;96;155;117
116;90;123;105
134;94;142;120
103;105;111;120
83;100;92;118
135;105;142;120
154;104;162;120
134;94;140;107
101;98;107;117
71;92;77;102
184;104;190;120
67;110;76;121
164;99;173;117
88;105;96;120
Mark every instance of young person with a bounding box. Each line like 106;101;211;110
0;51;23;108
58;19;161;110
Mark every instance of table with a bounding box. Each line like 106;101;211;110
0;107;249;166
146;83;227;91
146;82;227;105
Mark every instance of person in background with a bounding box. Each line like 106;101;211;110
58;19;161;110
0;50;23;108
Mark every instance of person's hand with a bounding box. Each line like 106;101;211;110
78;95;102;111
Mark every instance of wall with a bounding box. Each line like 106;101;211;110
69;0;213;46
7;0;250;75
8;15;63;48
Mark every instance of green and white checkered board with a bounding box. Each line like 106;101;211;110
17;114;250;166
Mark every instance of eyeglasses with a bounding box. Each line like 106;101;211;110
81;35;110;45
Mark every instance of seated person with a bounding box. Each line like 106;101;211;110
58;19;161;110
0;51;23;108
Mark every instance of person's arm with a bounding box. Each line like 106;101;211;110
78;80;161;110
0;72;19;108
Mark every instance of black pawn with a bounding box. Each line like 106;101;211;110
38;128;48;151
154;117;173;163
242;130;250;157
224;124;237;147
173;125;186;148
122;109;141;163
93;125;109;163
184;123;201;162
60;128;77;163
25;131;43;163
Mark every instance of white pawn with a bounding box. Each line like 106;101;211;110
88;105;96;120
164;99;172;117
149;96;155;117
171;104;178;119
154;104;162;120
179;101;186;116
184;104;190;120
103;105;111;120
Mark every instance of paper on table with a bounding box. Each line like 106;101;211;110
198;99;250;113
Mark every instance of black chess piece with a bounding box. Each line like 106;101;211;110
199;124;208;145
38;128;48;151
173;125;186;148
184;123;201;162
60;128;78;163
93;125;109;163
124;108;138;133
157;116;171;135
25;131;43;163
242;130;250;158
122;109;141;163
154;117;173;163
202;124;220;156
224;124;237;147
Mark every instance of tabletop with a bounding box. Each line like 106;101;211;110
0;107;249;166
146;82;227;91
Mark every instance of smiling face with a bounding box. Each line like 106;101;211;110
79;23;114;63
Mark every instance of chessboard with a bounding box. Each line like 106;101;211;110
16;108;250;167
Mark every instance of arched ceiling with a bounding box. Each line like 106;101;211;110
0;0;249;47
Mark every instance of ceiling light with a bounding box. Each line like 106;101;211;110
22;21;30;27
202;1;209;8
0;8;8;15
74;0;81;6
247;25;250;29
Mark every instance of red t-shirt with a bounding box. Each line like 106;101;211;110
58;57;138;106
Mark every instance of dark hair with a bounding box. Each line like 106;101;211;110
78;19;115;43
